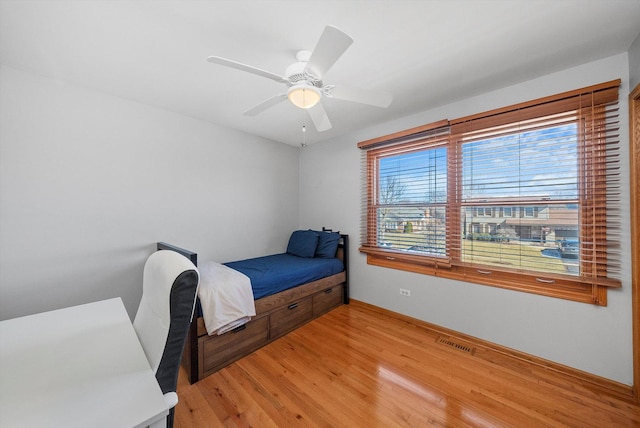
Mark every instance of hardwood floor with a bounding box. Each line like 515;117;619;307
175;301;640;427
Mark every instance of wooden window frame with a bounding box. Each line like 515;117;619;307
359;81;622;305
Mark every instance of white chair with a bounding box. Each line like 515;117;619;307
134;250;199;428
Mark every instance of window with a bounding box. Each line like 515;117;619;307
359;81;621;305
368;126;449;259
475;207;493;217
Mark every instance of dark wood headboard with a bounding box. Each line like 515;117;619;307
323;229;349;305
157;242;198;266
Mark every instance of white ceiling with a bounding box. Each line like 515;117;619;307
1;0;639;147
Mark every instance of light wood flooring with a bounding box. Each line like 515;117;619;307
175;300;640;427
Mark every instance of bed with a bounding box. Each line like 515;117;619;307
157;229;349;383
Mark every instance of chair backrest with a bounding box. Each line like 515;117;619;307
133;250;199;395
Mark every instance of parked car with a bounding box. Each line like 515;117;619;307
407;245;430;252
406;245;445;256
558;239;579;258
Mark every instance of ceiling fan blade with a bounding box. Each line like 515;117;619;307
328;84;393;108
243;94;288;116
207;56;288;83
307;102;332;132
305;25;353;78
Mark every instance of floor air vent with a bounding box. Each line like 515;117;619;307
436;336;475;355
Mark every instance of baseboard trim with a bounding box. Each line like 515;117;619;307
350;299;636;404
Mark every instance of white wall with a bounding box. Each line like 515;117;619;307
300;53;633;385
0;65;300;320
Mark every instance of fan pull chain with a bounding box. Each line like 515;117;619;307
301;125;307;147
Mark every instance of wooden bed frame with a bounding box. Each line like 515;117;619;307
157;233;349;384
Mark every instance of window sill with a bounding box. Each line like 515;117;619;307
360;246;617;306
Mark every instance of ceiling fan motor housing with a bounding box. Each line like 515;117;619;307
285;50;323;88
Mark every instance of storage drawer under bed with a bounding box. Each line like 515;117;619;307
200;315;269;375
269;297;313;339
313;284;344;317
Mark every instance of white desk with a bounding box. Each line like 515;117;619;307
0;298;168;428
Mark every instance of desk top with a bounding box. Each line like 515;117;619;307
0;298;168;428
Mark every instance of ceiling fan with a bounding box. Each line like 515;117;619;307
207;25;392;132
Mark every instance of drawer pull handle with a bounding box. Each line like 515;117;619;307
476;269;492;275
324;288;333;294
288;303;298;310
231;324;247;333
536;278;555;284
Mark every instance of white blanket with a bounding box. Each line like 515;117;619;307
197;261;256;335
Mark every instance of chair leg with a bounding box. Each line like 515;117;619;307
167;407;175;428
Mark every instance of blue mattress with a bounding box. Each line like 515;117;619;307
224;253;344;300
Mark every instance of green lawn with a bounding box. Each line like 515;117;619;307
380;231;575;275
461;240;569;274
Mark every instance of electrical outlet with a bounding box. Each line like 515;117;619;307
400;288;411;297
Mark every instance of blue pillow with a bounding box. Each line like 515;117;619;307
311;230;341;258
286;230;319;258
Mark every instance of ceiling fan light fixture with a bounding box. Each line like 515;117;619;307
288;84;321;109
